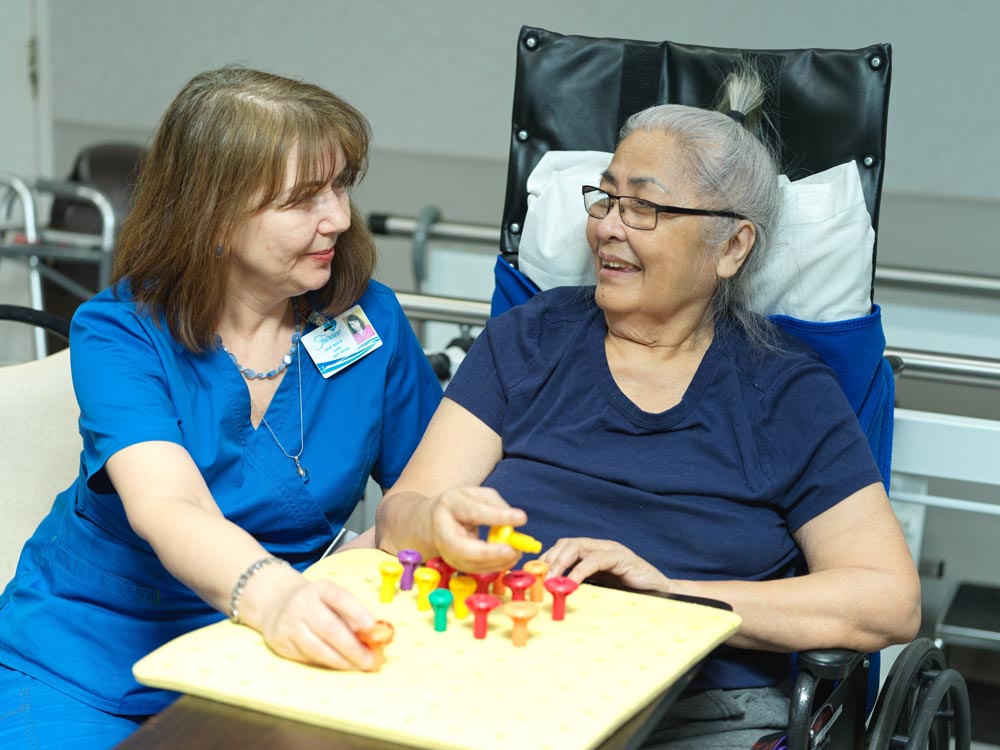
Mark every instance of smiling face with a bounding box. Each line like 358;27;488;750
226;142;351;304
587;129;732;336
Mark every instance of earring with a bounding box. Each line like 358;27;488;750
215;245;224;257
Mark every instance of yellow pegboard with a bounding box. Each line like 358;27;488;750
134;549;740;750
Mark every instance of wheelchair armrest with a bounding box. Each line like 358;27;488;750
795;648;866;681
788;649;869;750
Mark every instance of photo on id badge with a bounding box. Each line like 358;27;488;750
301;304;382;377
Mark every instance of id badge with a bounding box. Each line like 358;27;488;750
301;304;383;378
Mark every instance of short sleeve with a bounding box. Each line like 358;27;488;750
370;293;443;488
71;297;184;493
758;357;884;532
443;322;508;435
446;288;583;435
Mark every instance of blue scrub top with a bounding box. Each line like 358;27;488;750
0;279;441;715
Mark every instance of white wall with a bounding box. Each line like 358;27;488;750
46;0;1000;199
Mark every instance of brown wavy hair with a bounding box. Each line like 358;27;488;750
112;66;376;351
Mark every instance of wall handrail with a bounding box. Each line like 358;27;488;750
884;348;1000;388
875;267;1000;296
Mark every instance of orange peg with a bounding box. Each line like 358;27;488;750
502;600;539;647
448;575;476;619
357;620;395;671
522;560;548;602
492;568;509;597
378;560;404;603
413;567;441;611
487;525;542;554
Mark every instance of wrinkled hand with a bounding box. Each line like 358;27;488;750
430;487;527;573
540;537;672;594
260;578;378;671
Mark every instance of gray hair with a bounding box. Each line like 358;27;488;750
619;66;780;348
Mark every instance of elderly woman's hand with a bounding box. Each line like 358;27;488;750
259;576;378;671
540;537;673;594
430;487;527;574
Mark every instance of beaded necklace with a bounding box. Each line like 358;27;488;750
217;300;309;483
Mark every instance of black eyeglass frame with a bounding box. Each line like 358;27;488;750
581;185;745;229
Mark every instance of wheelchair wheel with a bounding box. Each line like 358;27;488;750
865;638;970;750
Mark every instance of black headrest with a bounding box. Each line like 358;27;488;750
500;27;891;273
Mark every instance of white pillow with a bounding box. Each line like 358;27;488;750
518;151;874;322
519;151;611;292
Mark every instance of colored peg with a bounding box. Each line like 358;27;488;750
413;567;441;611
428;589;454;632
470;571;499;594
487;525;542;554
397;549;422;591
378;560;404;603
544;576;579;621
424;557;455;588
448;575;476;619
466;593;501;639
502;570;535;601
502;600;539;647
522;560;548;602
357;619;395;671
492;568;509;597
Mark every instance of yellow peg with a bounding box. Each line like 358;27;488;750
487;525;542;554
522;559;549;602
413;566;441;611
378;560;404;603
448;575;477;619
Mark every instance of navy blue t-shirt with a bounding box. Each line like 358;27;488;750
445;286;883;692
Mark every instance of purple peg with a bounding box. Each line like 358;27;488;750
397;549;422;591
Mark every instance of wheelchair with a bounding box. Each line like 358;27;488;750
490;26;971;750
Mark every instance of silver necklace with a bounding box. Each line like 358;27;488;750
218;302;309;483
254;339;308;483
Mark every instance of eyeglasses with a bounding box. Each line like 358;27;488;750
581;185;744;230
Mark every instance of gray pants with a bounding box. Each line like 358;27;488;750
641;686;790;750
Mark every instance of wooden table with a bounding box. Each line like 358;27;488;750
118;666;698;750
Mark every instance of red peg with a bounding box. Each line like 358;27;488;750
466;593;501;639
544;576;579;621
425;557;455;588
502;570;535;601
470;571;499;594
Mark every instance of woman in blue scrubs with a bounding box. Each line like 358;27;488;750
0;66;441;748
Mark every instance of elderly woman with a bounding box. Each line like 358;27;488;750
0;67;441;748
376;69;919;748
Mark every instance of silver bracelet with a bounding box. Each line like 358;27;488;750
229;556;290;624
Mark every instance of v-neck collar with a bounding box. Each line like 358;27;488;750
588;310;723;430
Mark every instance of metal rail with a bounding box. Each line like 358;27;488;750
876;267;1000;296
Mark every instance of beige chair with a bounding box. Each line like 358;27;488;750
0;348;81;587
